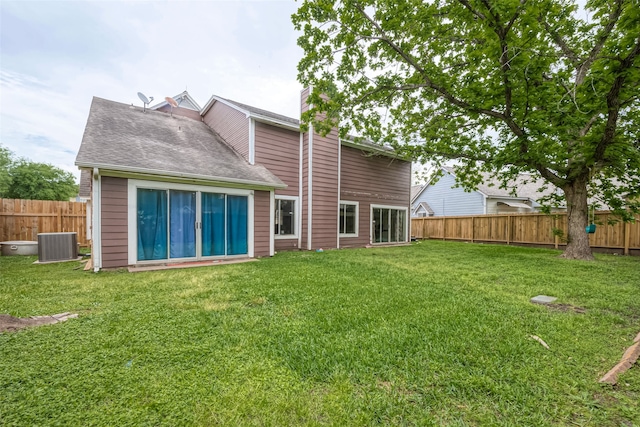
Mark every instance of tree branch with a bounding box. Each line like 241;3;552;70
539;19;580;66
457;0;487;20
575;0;624;86
352;2;526;137
594;36;640;162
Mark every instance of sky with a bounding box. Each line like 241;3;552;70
0;0;303;180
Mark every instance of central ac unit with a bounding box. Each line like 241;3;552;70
38;232;78;262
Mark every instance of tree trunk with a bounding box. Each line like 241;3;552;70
561;176;594;260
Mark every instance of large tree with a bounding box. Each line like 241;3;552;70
3;160;78;201
0;145;12;196
293;0;640;260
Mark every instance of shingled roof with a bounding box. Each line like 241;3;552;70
220;97;300;127
75;97;285;188
441;166;559;201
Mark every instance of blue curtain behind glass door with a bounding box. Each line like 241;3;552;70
137;189;168;260
227;195;248;255
170;190;196;258
201;193;225;256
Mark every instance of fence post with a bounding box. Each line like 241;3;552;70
57;208;62;232
554;215;559;249
624;221;631;255
442;217;446;240
471;216;475;243
506;215;511;245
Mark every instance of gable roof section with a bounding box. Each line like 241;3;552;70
151;90;201;111
75;97;285;189
410;184;424;202
414;201;434;215
200;95;300;130
201;94;405;159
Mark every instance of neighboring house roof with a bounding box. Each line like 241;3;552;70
79;169;91;198
151;90;201;111
413;201;434;215
439;166;559;203
75;97;286;189
410;184;424;202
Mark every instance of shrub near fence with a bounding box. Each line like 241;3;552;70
411;211;640;255
0;199;88;246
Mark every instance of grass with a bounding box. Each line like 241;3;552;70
0;241;639;426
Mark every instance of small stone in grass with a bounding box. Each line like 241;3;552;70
530;295;557;305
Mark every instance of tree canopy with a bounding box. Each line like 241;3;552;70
0;145;78;201
293;0;640;259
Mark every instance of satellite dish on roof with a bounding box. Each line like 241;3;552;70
165;96;178;108
137;92;154;112
138;92;150;104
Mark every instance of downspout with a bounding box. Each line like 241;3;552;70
307;124;313;250
269;190;275;256
248;118;255;165
92;167;101;272
337;139;341;249
298;132;303;249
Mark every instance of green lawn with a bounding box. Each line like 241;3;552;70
1;241;639;426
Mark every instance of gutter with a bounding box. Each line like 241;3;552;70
75;162;287;190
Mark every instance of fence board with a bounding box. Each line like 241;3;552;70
0;199;88;246
411;211;640;254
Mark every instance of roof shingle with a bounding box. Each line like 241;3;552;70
75;97;285;188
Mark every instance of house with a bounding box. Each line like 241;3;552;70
411;166;562;217
75;89;411;271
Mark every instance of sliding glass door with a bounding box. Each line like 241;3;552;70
372;206;407;244
137;188;248;262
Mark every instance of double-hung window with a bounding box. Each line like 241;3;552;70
275;196;297;238
339;201;358;237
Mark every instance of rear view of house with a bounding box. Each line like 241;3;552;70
76;89;411;271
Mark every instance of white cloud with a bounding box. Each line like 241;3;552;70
0;0;304;181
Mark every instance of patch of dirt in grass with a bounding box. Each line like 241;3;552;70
545;303;587;314
0;313;77;333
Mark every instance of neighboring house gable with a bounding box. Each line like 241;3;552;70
413;170;485;216
411;166;564;217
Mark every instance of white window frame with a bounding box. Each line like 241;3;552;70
339;200;359;238
274;195;298;240
127;179;254;265
370;204;409;245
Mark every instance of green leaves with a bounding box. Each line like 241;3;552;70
0;145;78;201
293;0;640;257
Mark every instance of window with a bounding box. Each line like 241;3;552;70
339;201;358;237
130;179;251;265
275;197;296;237
372;205;407;244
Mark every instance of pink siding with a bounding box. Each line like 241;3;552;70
300;89;311;249
310;130;339;249
255;122;299;197
275;238;298;251
254;190;271;257
155;105;202;121
299;88;340;250
203;101;249;160
339;146;412;247
301;132;310;249
100;176;129;268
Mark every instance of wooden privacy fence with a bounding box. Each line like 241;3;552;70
0;199;88;246
411;211;640;255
